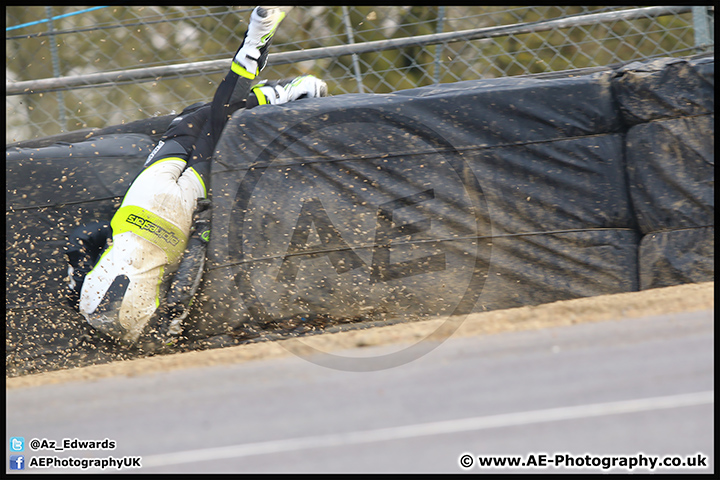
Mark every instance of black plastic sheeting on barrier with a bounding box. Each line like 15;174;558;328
612;56;714;126
639;227;714;289
615;56;714;289
6;135;154;375
626;116;714;234
6;134;153;306
192;68;638;340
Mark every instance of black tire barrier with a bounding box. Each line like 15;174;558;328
615;56;714;289
5;54;713;376
6;134;154;375
612;56;714;126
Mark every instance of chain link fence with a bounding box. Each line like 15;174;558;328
6;6;714;144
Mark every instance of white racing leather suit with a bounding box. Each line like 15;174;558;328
71;8;327;345
79;155;205;343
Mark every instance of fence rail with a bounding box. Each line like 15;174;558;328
6;6;714;143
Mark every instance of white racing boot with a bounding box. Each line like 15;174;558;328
252;75;329;105
233;6;290;79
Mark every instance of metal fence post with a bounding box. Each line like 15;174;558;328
692;6;714;53
342;6;365;93
434;6;446;85
45;6;67;131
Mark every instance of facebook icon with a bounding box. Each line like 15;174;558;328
10;455;24;470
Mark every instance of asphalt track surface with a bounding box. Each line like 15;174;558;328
6;309;713;474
